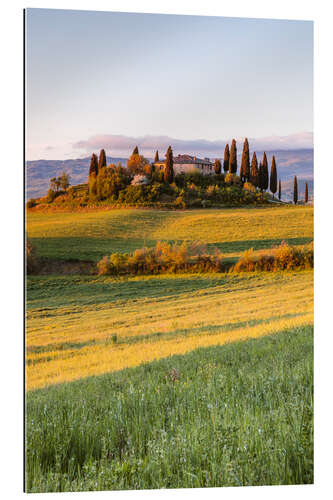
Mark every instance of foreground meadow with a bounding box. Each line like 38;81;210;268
25;205;313;490
26;326;313;492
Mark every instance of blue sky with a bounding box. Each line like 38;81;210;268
26;8;313;160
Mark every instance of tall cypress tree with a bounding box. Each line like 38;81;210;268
229;139;237;174
293;176;298;205
89;153;98;178
240;138;250;182
278;180;281;201
154;150;159;163
258;162;264;192
214;158;222;174
223;144;230;173
164;146;174;183
250;152;259;187
98;149;107;170
262;152;269;191
270;155;277;198
132;146;139;156
305;182;308;203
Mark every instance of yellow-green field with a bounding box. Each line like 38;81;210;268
27;271;313;391
26;205;314;490
27;206;313;262
26;206;313;391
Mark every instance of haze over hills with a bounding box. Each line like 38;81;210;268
26;149;313;201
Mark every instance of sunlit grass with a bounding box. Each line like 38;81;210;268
27;206;313;262
26;271;313;390
26;325;313;491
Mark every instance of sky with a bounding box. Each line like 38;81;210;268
25;8;313;160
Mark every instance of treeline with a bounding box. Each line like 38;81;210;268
82;140;281;208
27;139;309;209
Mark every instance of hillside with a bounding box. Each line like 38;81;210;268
26;149;313;200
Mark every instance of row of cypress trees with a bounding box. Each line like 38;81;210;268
293;176;309;205
219;138;279;197
88;141;312;203
88;148;107;178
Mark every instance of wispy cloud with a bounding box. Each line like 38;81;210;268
72;132;313;158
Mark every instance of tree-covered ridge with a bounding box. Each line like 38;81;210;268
27;139;307;209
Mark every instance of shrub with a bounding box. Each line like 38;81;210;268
47;189;56;203
26;239;38;274
232;241;313;273
243;182;256;193
26;198;36;208
225;173;241;186
97;241;225;276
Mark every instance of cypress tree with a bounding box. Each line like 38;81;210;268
214;158;222;174
262;152;269;191
270;155;277;198
98;149;107;170
229;139;237;174
278;180;281;201
223;144;230;173
164;146;174;183
305;182;308;203
258;162;264;192
293;175;298;205
154;150;159;163
89;153;98;178
240;138;250;182
132;146;139;156
250;152;259;187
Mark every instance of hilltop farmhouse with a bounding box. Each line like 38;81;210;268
153;154;214;175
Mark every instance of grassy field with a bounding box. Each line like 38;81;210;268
25;205;314;491
26;325;313;492
26;270;313;391
27;206;313;262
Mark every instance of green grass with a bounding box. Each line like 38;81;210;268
26;325;313;492
27;206;313;262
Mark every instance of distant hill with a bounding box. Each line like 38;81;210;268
26;156;127;199
25;149;313;200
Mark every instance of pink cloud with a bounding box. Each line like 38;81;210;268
72;132;313;158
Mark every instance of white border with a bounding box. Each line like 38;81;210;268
1;1;331;499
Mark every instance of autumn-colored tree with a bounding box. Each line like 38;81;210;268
250;152;259;187
278;179;281;201
214;158;222;174
50;176;61;192
127;151;150;176
154;150;159;163
223;144;230;173
240;138;250;182
98;149;107;170
270;155;277;198
229;139;237;174
262;152;269;191
144;163;154;177
132;146;139;156
305;182;308;203
60;172;70;190
89;153;98;178
293;175;298;205
164;146;174;183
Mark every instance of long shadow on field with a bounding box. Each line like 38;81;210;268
27;311;311;357
212;237;313;254
27;274;250;311
29;236;313;263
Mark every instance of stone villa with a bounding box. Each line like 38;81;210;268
153;154;213;175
